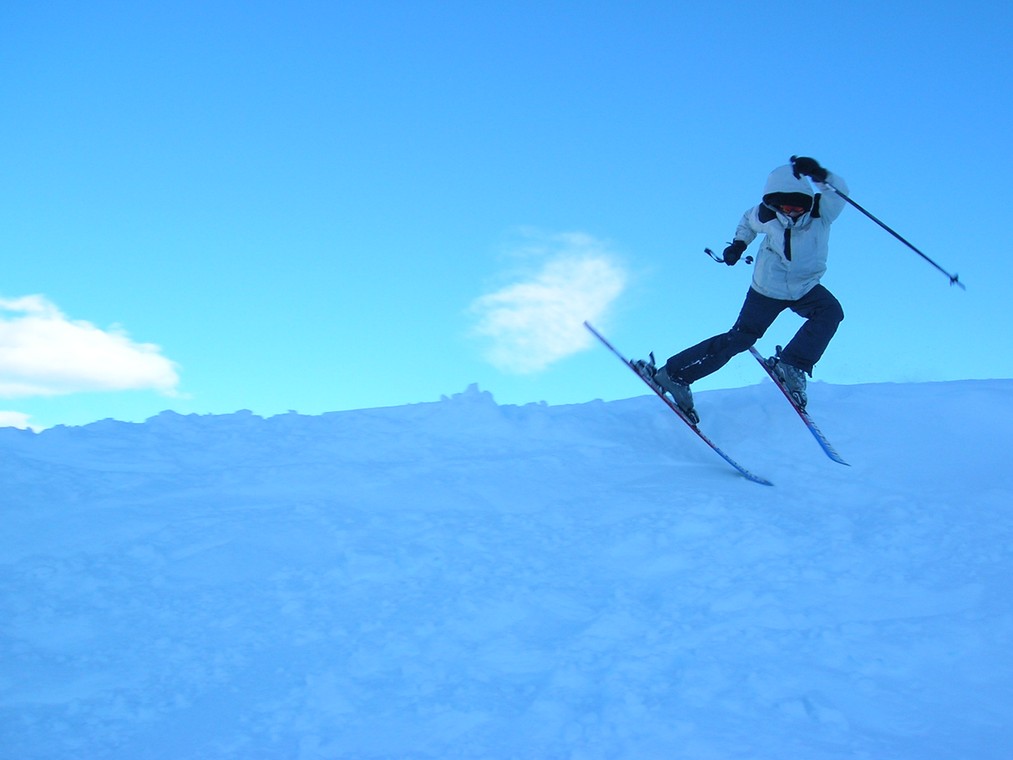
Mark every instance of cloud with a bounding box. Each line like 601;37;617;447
469;232;627;373
0;295;180;398
0;410;34;429
0;410;44;431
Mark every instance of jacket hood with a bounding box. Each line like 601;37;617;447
761;164;814;212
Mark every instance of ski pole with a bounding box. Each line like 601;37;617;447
824;182;965;290
704;247;752;265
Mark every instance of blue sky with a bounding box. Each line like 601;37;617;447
3;1;1011;429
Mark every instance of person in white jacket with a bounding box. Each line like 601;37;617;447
653;156;847;421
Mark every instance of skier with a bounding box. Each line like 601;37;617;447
652;156;848;421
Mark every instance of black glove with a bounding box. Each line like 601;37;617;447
723;240;747;266
790;155;828;183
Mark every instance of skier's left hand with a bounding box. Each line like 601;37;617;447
790;155;828;183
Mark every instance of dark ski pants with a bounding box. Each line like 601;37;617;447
664;284;844;384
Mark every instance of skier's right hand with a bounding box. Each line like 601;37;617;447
723;240;747;266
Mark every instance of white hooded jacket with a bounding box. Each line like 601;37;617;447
734;164;848;300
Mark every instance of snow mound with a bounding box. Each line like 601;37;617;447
2;380;1012;758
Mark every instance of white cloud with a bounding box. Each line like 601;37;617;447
0;410;36;430
469;232;627;373
0;295;180;398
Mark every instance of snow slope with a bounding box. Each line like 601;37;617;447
2;379;1012;759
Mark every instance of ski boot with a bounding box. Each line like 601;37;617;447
769;348;807;409
634;355;699;424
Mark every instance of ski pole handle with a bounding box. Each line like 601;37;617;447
704;247;753;265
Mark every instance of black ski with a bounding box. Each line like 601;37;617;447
585;322;773;486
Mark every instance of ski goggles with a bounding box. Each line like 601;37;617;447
779;204;807;216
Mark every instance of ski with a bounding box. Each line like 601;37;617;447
585;322;773;486
748;346;850;466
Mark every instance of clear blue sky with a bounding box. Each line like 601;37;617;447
3;1;1011;429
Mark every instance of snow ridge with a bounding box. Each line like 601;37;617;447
2;380;1012;758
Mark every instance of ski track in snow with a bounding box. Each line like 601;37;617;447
2;380;1012;759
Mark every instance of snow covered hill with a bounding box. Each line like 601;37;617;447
2;379;1012;759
